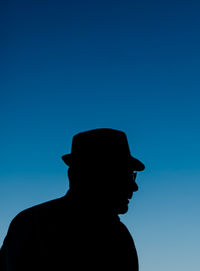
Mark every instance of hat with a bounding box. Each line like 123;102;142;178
62;128;145;171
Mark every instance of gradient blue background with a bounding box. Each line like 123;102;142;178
1;1;200;270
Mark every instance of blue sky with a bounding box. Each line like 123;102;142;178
1;1;200;270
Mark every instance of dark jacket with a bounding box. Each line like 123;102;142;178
0;192;139;270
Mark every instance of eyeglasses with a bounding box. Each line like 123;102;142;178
131;172;137;182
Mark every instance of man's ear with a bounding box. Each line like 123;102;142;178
68;167;73;189
68;167;72;180
67;167;81;190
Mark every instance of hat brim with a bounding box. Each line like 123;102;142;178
62;154;145;171
128;156;145;171
62;154;71;166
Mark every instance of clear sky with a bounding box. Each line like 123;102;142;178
1;0;200;270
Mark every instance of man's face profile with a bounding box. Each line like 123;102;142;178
104;167;139;214
68;165;139;215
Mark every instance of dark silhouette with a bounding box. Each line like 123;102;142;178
0;128;145;270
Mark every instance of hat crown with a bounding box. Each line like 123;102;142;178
74;128;129;149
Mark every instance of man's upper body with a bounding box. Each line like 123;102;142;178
0;128;145;271
0;191;139;270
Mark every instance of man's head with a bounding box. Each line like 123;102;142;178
62;128;145;214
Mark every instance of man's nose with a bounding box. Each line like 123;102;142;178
132;181;139;192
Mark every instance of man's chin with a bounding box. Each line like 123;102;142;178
116;203;129;214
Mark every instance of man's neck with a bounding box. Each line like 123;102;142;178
65;189;119;220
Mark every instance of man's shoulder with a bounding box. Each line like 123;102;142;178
1;194;70;251
11;195;67;227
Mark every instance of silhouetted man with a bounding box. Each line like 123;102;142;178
0;128;145;271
